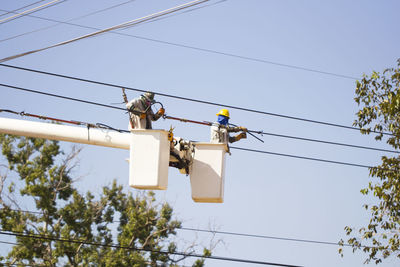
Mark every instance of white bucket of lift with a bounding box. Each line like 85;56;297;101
129;129;169;190
190;143;228;203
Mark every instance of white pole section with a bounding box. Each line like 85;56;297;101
0;117;130;150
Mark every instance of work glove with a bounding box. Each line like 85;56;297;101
239;126;248;132
156;108;165;116
235;132;247;141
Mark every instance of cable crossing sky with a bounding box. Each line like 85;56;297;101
0;0;66;24
0;107;380;169
0;0;211;63
0;208;372;249
0;0;138;43
0;63;389;136
0;230;303;267
1;81;397;154
0;0;46;18
1;84;397;154
0;7;358;80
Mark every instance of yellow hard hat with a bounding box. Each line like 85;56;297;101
216;108;230;118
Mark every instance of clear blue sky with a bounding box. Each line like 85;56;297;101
1;0;399;266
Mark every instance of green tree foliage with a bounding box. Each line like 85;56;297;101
0;135;211;266
340;59;400;264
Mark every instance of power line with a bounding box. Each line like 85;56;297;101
0;0;67;25
0;64;384;136
0;106;377;169
0;208;370;249
0;0;46;18
0;241;46;266
1;84;397;155
61;0;138;21
0;0;211;63
0;240;18;246
0;230;303;267
0;11;358;80
250;130;399;154
179;227;348;247
0;83;125;111
0;0;139;43
138;0;228;26
230;146;374;169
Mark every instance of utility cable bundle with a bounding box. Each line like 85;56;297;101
0;229;303;267
1;81;398;154
0;64;388;136
0;0;66;24
0;0;211;63
0;108;380;169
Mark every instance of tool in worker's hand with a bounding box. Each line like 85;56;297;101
121;88;134;128
162;113;264;143
156;107;165;116
235;132;247;141
229;123;264;143
149;100;165;117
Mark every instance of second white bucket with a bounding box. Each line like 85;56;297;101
190;143;227;203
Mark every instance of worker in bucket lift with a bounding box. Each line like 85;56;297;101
126;92;165;129
210;109;247;144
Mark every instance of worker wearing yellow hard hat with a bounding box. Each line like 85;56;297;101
216;108;230;118
210;108;247;144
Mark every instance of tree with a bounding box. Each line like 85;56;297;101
0;134;211;266
340;59;400;264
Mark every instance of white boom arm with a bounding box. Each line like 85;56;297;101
0;117;130;149
0;117;227;203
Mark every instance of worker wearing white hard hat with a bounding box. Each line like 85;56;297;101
126;92;165;129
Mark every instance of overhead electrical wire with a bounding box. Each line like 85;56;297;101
0;238;46;266
0;107;379;169
231;146;374;168
248;130;399;154
0;0;66;25
0;64;393;137
0;240;18;246
0;11;358;80
238;147;375;168
1;84;397;155
0;208;371;249
0;0;139;43
0;0;46;18
0;83;125;111
139;0;228;26
0;230;303;267
0;0;211;63
0;85;396;154
179;227;352;248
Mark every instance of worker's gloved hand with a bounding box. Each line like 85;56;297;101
156;108;165;116
239;126;248;132
235;132;247;141
140;113;146;119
